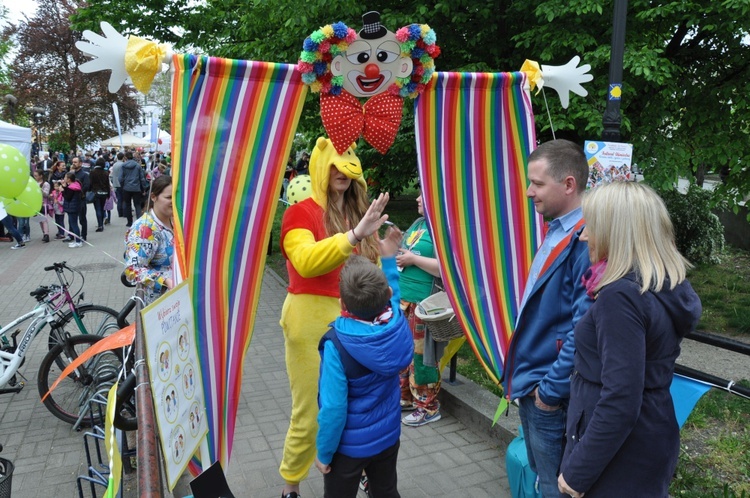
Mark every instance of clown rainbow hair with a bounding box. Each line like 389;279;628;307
297;21;440;99
392;24;441;99
297;22;357;95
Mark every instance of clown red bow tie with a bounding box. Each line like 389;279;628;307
320;90;403;155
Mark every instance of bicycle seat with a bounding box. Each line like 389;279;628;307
30;287;50;300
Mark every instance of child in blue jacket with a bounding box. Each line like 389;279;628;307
314;236;414;498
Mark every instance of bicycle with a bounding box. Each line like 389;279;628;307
0;262;124;425
37;262;122;351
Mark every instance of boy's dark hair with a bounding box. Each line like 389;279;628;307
117;152;124;160
339;255;390;321
125;151;134;160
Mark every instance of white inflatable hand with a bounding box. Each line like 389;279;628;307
540;56;593;109
76;22;129;93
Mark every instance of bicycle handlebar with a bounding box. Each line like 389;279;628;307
43;262;68;272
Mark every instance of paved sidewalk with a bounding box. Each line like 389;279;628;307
0;209;512;498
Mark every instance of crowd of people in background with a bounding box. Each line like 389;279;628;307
0;146;171;249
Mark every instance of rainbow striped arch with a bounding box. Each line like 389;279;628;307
414;70;543;385
171;53;307;470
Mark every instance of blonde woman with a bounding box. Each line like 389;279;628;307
279;137;389;498
558;182;702;498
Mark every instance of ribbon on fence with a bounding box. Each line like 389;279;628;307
414;71;543;384
171;54;307;471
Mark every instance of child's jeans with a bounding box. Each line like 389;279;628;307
17;217;30;237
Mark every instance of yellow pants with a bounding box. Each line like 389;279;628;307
278;292;340;484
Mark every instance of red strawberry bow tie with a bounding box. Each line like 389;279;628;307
320;90;403;155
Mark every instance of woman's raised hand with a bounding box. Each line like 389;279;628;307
354;192;390;239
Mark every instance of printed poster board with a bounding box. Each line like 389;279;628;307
142;279;208;490
584;140;634;188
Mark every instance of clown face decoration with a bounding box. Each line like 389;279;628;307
298;11;440;154
331;12;413;98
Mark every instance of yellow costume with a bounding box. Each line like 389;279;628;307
278;137;367;484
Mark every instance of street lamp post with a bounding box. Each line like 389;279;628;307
29;106;45;158
602;0;628;142
3;94;17;124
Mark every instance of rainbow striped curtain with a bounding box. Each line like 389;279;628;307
414;71;543;385
171;54;307;469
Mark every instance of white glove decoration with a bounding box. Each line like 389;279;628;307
540;56;593;109
76;22;129;93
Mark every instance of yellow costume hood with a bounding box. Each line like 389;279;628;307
310;137;368;210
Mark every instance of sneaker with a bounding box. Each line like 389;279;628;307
402;408;441;427
359;475;369;494
43;234;50;243
10;243;26;250
22;235;30;242
62;237;74;243
400;399;417;411
68;241;83;248
55;234;65;239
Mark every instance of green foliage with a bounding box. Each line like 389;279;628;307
0;5;12;88
75;0;750;211
10;0;141;151
47;132;71;155
657;185;725;265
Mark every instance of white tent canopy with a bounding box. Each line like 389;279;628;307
0;120;32;163
100;133;151;148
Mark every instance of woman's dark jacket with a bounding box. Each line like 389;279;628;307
560;273;701;497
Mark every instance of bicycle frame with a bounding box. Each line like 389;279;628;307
0;301;55;390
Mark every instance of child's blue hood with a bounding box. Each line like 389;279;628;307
333;311;413;376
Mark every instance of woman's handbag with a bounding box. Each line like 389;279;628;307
104;189;116;211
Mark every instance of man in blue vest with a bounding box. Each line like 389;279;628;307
502;139;592;498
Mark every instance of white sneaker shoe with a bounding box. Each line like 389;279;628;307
68;241;83;248
22;235;30;242
402;408;442;427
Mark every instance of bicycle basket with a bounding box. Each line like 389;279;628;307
415;291;464;342
0;456;14;498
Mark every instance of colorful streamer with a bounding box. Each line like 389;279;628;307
171;54;307;470
414;71;543;385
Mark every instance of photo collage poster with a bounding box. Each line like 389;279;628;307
142;279;209;490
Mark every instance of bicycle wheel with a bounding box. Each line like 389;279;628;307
37;334;123;426
48;304;121;350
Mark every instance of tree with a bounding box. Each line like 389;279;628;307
8;0;140;153
147;71;172;134
74;0;750;205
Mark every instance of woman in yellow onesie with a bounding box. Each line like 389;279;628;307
279;137;390;498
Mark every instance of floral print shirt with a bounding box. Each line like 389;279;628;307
125;210;175;304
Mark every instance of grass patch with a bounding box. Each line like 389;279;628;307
670;381;750;497
688;247;750;338
456;341;504;398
